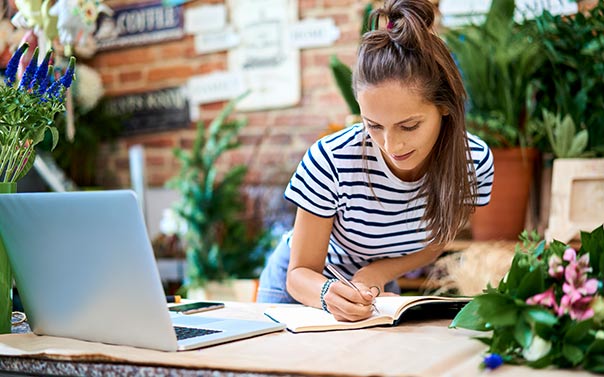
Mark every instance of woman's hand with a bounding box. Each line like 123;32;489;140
323;281;376;322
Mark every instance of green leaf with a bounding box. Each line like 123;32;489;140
562;344;584;365
329;55;360;115
584;340;604;373
564;319;594;343
516;265;545;300
524;308;558;326
475;294;519;327
449;299;490;331
513;318;532;348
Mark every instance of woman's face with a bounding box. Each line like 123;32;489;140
357;81;445;181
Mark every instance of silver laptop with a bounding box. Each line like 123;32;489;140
0;190;284;351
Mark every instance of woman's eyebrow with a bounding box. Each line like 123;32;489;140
362;115;422;125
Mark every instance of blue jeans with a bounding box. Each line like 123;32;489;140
257;234;299;303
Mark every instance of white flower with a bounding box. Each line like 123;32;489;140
73;64;104;112
159;208;187;236
522;336;552;361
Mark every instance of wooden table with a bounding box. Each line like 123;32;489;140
0;302;596;376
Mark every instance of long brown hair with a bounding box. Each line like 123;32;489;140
353;0;477;246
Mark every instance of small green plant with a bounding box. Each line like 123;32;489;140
541;110;591;158
166;93;269;288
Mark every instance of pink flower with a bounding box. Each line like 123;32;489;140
526;286;559;312
548;254;564;279
558;294;595;321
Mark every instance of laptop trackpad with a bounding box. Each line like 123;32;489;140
171;314;224;327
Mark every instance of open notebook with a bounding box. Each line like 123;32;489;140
264;295;471;333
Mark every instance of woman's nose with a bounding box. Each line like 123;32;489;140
383;131;403;154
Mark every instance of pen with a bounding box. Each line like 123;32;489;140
325;264;379;314
166;295;181;303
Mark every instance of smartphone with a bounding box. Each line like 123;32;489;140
168;301;225;315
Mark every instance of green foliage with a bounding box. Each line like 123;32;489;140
540;110;591;158
166;93;269;288
329;56;360;115
328;3;373;116
39;98;124;186
531;1;604;156
450;225;604;373
445;0;544;148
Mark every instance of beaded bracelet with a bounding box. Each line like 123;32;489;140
320;278;338;313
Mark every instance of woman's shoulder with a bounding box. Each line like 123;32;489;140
314;123;366;153
466;131;490;154
466;132;494;175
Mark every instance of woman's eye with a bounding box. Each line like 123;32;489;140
366;123;382;130
402;123;420;131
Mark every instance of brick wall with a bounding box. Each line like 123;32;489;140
91;0;364;191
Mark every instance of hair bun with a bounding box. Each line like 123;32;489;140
382;0;436;50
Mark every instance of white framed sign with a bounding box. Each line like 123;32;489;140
290;18;340;49
186;71;246;119
227;0;300;111
184;4;227;34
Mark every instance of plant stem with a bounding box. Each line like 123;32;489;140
0;128;20;183
9;145;33;182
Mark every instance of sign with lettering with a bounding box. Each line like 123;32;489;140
186;71;246;120
290;18;340;49
107;87;190;135
94;1;184;50
228;0;300;111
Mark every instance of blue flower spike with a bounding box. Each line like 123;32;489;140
59;56;76;90
482;353;503;370
18;47;39;90
37;66;54;99
4;43;29;86
31;49;53;90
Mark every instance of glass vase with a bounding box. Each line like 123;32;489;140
0;182;16;334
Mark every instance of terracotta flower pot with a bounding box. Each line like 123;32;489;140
471;147;538;240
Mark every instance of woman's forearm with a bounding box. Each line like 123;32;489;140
353;243;445;290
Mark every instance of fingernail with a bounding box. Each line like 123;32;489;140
365;290;372;296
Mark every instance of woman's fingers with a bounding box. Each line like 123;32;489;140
324;282;374;321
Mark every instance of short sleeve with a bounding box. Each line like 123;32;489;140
469;134;494;206
284;140;339;218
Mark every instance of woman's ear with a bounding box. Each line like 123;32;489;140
439;106;450;116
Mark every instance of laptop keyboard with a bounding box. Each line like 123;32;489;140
173;326;222;341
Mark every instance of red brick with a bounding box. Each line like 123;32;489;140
324;0;357;7
155;37;196;59
125;136;176;148
115;157;130;170
148;65;195;82
274;114;329;127
94;47;155;67
119;70;144;83
100;72;116;86
145;155;166;166
195;60;227;74
267;133;293;145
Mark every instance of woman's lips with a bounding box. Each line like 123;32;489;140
391;150;414;161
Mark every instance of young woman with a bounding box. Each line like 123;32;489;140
257;0;494;322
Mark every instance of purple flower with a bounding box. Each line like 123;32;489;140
31;49;53;90
483;353;503;370
59;57;76;89
18;47;39;90
37;66;54;98
4;43;29;86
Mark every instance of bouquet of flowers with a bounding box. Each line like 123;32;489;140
451;226;604;373
0;43;75;183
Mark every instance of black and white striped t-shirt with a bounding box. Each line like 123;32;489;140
284;123;494;279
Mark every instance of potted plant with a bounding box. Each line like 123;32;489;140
527;2;604;242
444;0;544;240
539;109;604;243
166;93;271;301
